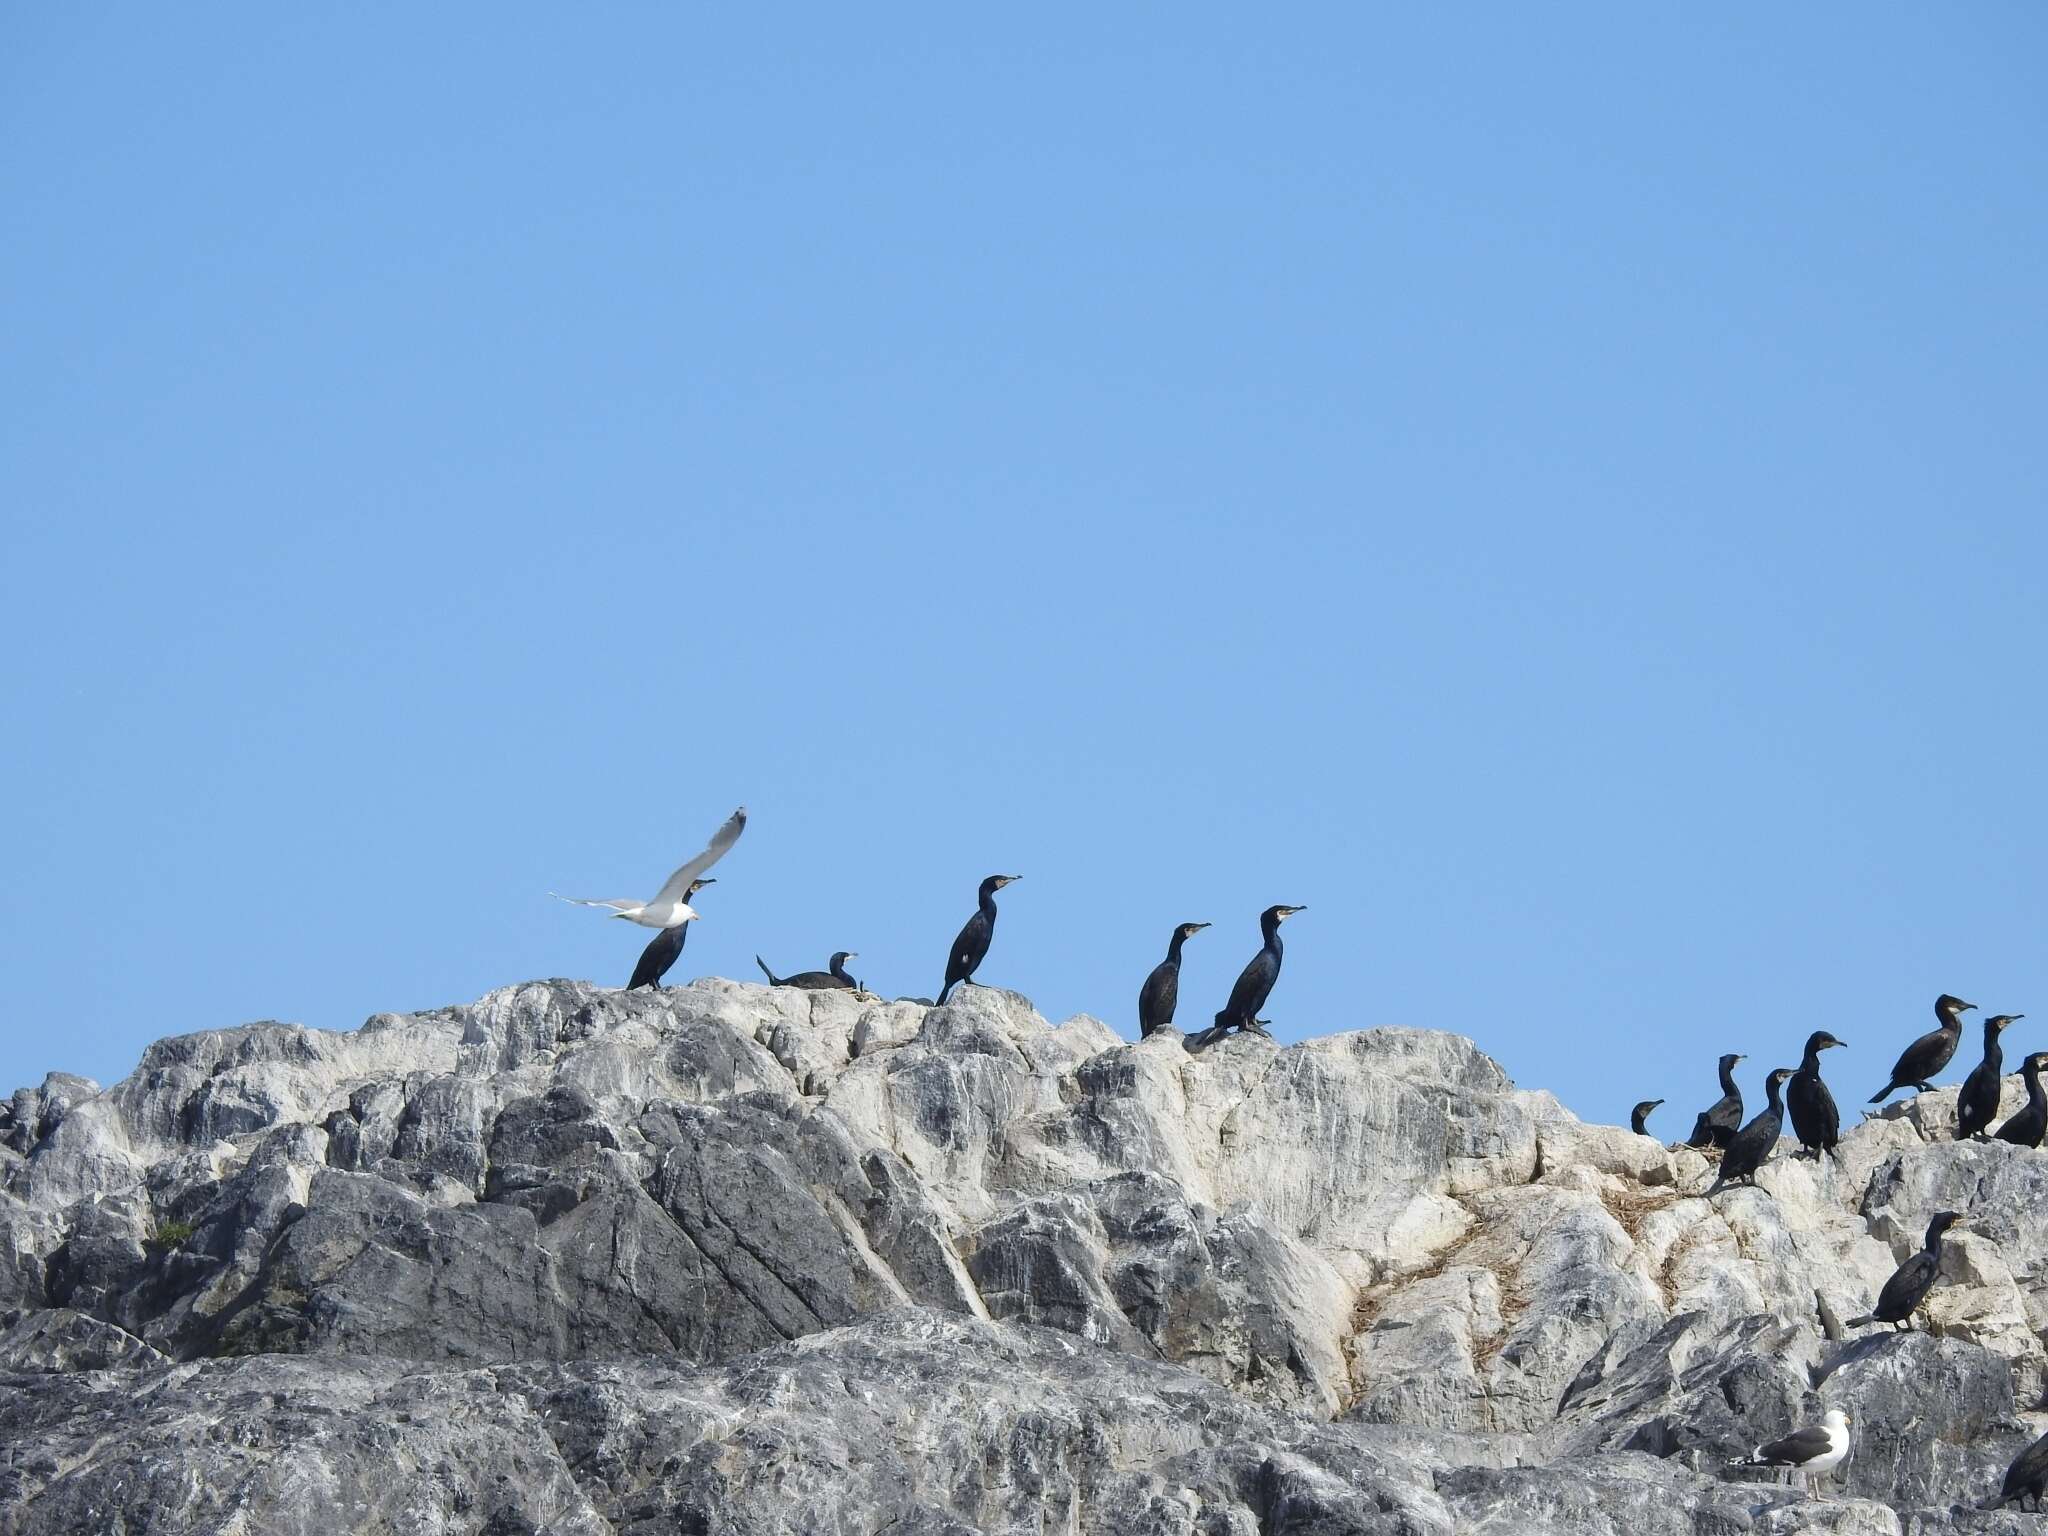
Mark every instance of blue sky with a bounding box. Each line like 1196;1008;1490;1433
4;8;2044;1130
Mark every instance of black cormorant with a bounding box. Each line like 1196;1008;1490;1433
1956;1014;2022;1140
937;875;1020;1004
1995;1052;2048;1149
1870;994;1976;1102
1730;1409;1852;1492
756;951;860;990
1630;1099;1663;1137
1787;1031;1845;1160
1704;1068;1793;1197
1199;905;1306;1044
625;879;714;990
1988;1428;2048;1512
1685;1054;1746;1150
1138;922;1210;1038
1848;1212;1964;1330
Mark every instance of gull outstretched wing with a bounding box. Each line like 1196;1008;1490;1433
551;894;642;912
652;806;747;905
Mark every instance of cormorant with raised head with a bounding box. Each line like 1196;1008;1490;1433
1704;1068;1793;1196
1956;1014;2023;1140
1848;1212;1965;1330
1731;1409;1853;1493
1988;1428;2048;1512
1685;1054;1746;1150
626;879;714;990
1195;905;1306;1046
1870;994;1976;1102
1996;1052;2048;1149
1138;922;1210;1038
1787;1031;1845;1160
937;875;1020;1004
756;951;860;990
1630;1099;1663;1137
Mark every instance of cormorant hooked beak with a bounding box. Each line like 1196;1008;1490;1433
1277;905;1306;920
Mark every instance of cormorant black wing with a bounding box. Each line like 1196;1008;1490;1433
1221;951;1278;1027
629;926;686;990
1139;961;1179;1036
1876;1249;1939;1319
946;910;994;986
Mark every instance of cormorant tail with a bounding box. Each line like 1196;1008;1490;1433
755;956;780;985
1844;1313;1877;1328
1869;1083;1898;1104
936;980;956;1005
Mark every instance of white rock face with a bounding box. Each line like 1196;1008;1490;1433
1;977;2042;1531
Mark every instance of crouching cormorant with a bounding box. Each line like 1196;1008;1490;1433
1787;1031;1845;1160
757;951;860;990
1705;1068;1794;1197
1996;1053;2048;1149
937;875;1020;1004
1631;1100;1663;1137
1189;905;1305;1049
1848;1212;1964;1331
626;879;714;990
1138;922;1209;1038
1956;1014;2023;1140
1870;994;1975;1102
1731;1409;1852;1493
1987;1428;2048;1511
1686;1054;1746;1150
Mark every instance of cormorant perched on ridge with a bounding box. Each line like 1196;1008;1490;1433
1630;1100;1663;1137
937;875;1020;1004
1138;922;1210;1038
756;951;860;991
1956;1014;2023;1140
1988;1428;2048;1511
1996;1052;2048;1149
1870;994;1976;1102
1192;905;1305;1047
1731;1409;1853;1493
626;879;714;990
1686;1054;1746;1150
1787;1031;1845;1160
554;806;746;929
1704;1068;1793;1197
1848;1212;1964;1330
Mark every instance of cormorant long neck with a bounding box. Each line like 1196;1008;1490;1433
832;956;853;984
977;881;1001;918
1165;929;1189;964
1981;1018;2005;1068
1764;1075;1786;1113
1261;910;1284;960
1799;1041;1821;1074
1718;1059;1739;1095
2026;1060;2046;1112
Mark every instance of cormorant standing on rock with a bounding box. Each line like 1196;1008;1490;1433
626;879;714;990
937;875;1020;1004
1956;1015;2022;1140
1848;1212;1964;1331
1686;1054;1746;1150
1731;1409;1852;1493
1704;1068;1793;1197
1787;1031;1845;1160
756;952;860;991
1988;1428;2048;1511
1870;994;1976;1102
1138;922;1209;1038
1996;1053;2048;1149
1630;1100;1663;1137
1191;906;1305;1048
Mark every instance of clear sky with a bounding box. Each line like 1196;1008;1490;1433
5;9;2045;1131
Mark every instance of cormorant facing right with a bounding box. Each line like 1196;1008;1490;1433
1787;1031;1845;1160
1988;1427;2048;1512
1956;1014;2023;1140
626;879;715;990
1685;1054;1746;1150
1848;1211;1964;1330
1206;905;1306;1040
1870;994;1976;1102
1704;1067;1793;1197
1995;1052;2048;1149
1138;922;1210;1038
1630;1099;1663;1138
937;875;1020;1004
756;951;860;990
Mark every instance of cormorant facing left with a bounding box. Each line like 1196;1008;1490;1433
1200;905;1306;1044
1686;1054;1746;1150
757;951;860;990
937;875;1020;1004
1787;1031;1845;1160
1704;1068;1794;1197
626;879;714;990
1138;922;1210;1038
1956;1014;2023;1140
1870;994;1975;1102
1630;1100;1663;1137
1848;1212;1964;1330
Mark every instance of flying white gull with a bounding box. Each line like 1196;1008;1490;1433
552;806;746;929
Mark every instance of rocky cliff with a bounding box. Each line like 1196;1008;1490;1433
2;979;2043;1533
